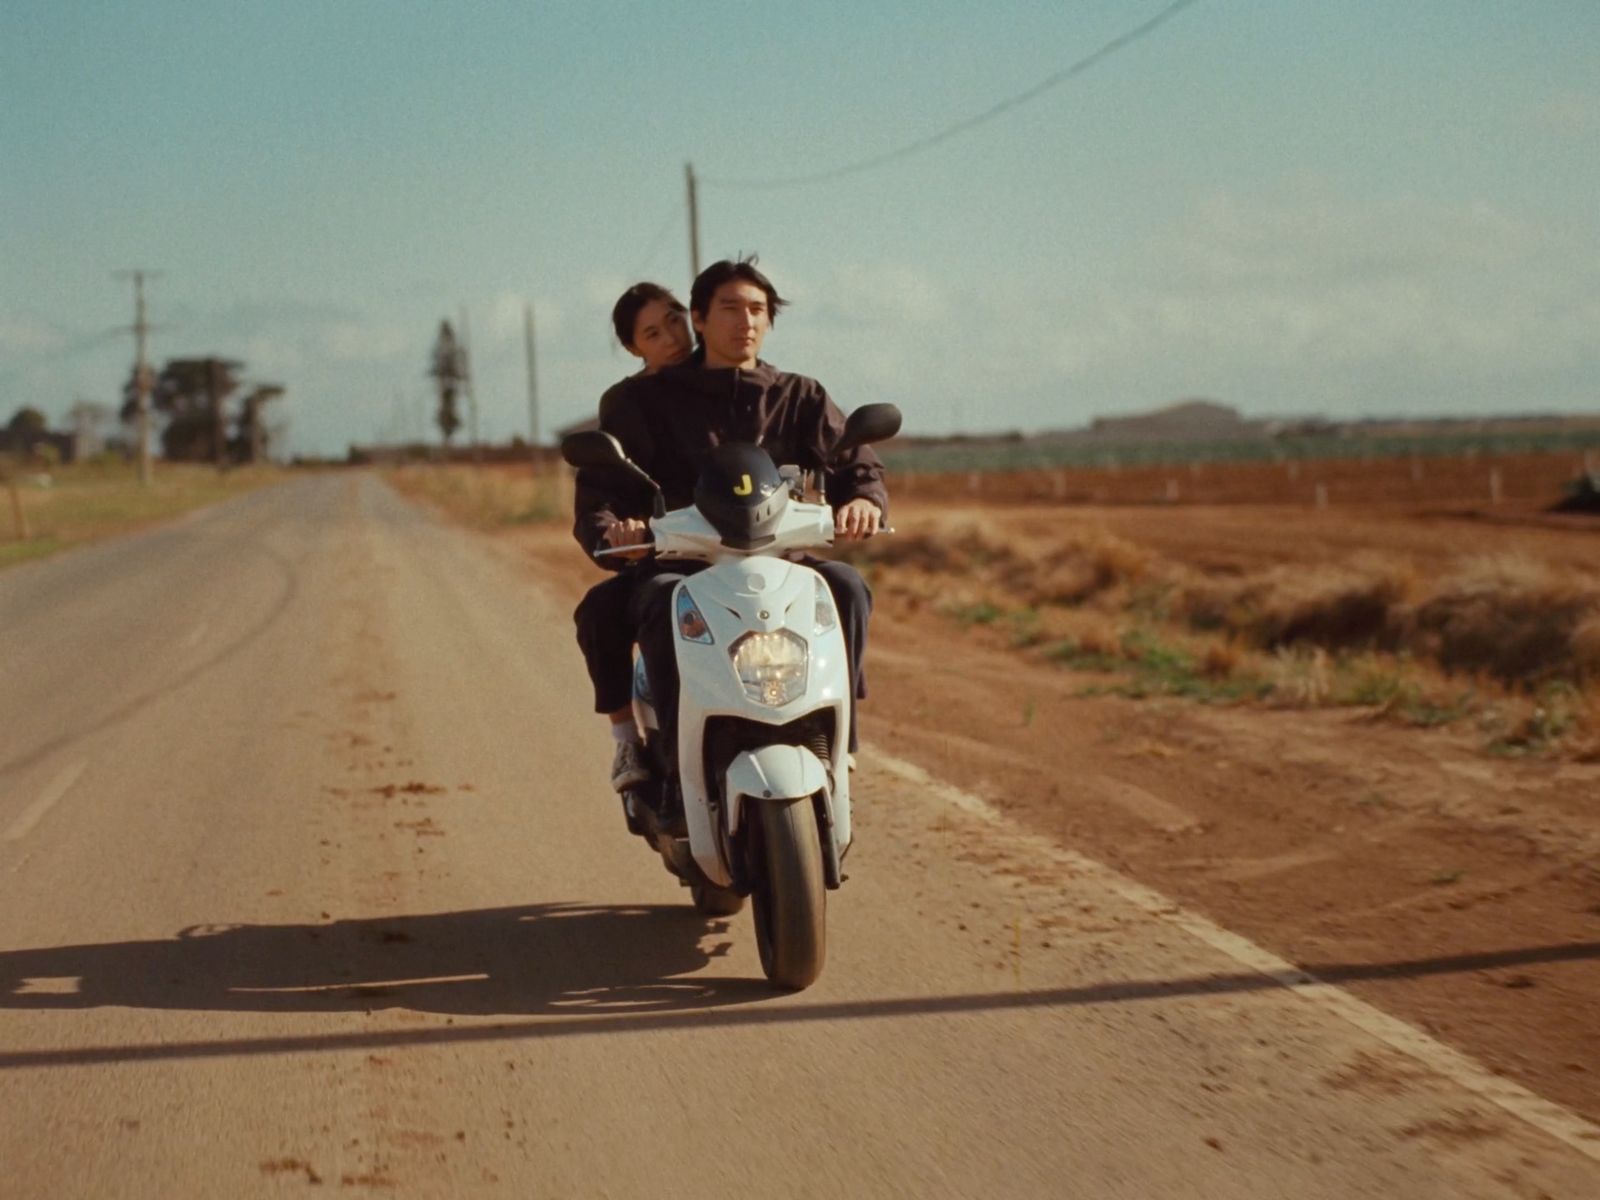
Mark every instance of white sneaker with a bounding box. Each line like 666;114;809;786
610;740;651;792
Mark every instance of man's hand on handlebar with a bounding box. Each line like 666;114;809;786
602;518;652;558
834;498;882;541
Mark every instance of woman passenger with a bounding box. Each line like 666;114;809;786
573;283;692;791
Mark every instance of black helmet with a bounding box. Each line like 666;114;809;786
693;442;789;549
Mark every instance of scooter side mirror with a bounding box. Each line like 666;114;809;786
561;430;629;469
831;403;903;462
562;429;666;515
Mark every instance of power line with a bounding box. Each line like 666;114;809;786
629;200;685;280
0;327;125;385
702;0;1203;190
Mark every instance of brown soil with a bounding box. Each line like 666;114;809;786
901;447;1599;512
486;492;1600;1127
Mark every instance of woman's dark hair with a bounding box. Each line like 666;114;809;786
611;282;685;349
689;256;788;326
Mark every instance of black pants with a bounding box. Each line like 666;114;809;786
574;571;648;714
574;558;871;758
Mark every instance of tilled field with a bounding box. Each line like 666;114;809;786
895;447;1600;513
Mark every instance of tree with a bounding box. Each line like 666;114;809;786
144;358;242;463
429;320;464;446
118;358;286;464
231;384;285;463
7;406;48;436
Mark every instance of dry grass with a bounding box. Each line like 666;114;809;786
851;513;1600;755
1019;529;1152;607
1;459;284;570
386;463;567;530
1402;555;1597;686
1575;614;1600;677
1198;638;1245;679
1177;558;1419;651
1268;647;1334;707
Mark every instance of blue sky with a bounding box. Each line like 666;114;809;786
3;1;1597;456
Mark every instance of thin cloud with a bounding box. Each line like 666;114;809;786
0;315;68;356
1536;90;1600;136
320;320;411;363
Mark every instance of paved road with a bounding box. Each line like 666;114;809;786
2;475;1596;1197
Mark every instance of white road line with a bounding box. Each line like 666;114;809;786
3;761;88;843
867;746;1600;1163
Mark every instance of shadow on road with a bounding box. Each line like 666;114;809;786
2;912;1596;1071
0;902;769;1018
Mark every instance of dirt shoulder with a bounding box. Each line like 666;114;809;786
863;618;1600;1124
471;502;1599;1126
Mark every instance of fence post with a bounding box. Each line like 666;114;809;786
6;476;29;541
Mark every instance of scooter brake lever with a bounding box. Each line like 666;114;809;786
594;544;655;559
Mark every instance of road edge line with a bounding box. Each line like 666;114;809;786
867;745;1600;1163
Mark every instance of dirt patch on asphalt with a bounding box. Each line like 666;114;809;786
480;494;1600;1126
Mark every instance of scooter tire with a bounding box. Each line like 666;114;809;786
751;797;827;990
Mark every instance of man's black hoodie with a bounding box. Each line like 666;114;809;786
572;358;888;563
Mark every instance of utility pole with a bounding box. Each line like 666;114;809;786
115;269;159;486
209;359;229;470
458;306;481;466
685;161;701;278
523;302;540;468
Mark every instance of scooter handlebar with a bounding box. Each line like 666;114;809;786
593;542;655;559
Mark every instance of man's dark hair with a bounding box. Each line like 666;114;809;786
689;256;788;326
611;282;685;349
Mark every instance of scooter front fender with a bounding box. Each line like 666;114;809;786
724;744;829;836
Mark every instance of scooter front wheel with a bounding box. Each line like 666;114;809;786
751;797;827;990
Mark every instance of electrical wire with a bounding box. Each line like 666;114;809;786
701;0;1202;190
0;326;126;385
630;201;685;281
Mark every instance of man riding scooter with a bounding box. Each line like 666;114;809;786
572;257;888;806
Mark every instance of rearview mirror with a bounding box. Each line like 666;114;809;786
561;430;629;470
832;403;903;462
561;429;665;516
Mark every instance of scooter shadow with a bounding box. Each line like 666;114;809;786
0;902;774;1017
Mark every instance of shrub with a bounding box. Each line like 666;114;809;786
1402;556;1597;687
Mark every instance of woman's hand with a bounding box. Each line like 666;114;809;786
603;518;651;557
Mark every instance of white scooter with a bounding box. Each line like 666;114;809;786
562;403;901;990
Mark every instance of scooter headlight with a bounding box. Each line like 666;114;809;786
731;629;808;707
